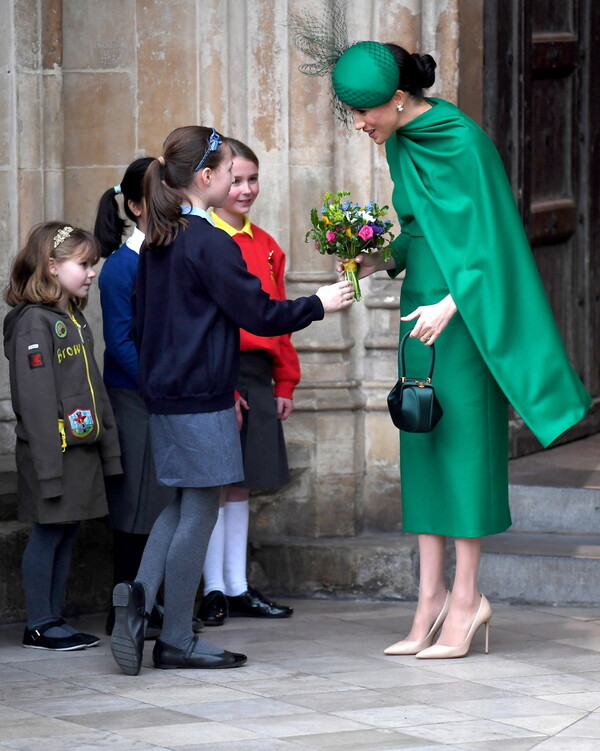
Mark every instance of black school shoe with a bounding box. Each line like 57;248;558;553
54;618;100;647
153;636;247;670
227;587;294;618
197;590;228;626
110;581;146;675
22;619;92;651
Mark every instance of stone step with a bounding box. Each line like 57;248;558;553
508;483;600;534
251;533;423;601
251;527;600;607
480;530;600;605
0;454;17;521
0;518;113;624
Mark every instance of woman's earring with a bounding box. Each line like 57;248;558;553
397;104;404;112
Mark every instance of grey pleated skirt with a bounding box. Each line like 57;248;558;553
105;386;175;534
149;407;244;487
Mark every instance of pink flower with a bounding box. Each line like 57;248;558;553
314;241;319;250
326;230;336;243
358;225;374;241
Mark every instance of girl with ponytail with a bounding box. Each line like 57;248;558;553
108;126;354;674
94;159;178;639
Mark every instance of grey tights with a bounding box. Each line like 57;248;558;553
22;522;80;636
136;486;221;652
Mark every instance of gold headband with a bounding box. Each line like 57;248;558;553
158;156;165;166
53;226;74;249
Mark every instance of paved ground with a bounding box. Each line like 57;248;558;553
1;598;600;750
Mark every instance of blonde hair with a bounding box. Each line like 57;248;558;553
4;222;100;309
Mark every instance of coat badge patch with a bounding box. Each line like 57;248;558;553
28;353;45;368
67;409;95;438
55;320;68;338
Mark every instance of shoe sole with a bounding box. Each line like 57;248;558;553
154;657;248;670
110;583;143;676
228;612;293;618
22;642;87;651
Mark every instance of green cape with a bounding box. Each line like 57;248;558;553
385;98;590;448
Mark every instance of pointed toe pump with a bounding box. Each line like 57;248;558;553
384;591;450;656
416;593;492;660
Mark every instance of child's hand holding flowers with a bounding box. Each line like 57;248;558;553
306;190;394;301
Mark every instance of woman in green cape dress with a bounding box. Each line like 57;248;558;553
329;42;591;659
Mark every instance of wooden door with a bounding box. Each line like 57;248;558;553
483;0;600;456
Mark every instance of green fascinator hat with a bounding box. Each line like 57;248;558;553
332;42;399;108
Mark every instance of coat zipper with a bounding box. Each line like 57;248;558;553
67;309;100;440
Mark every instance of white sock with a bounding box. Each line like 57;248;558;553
223;500;249;597
202;506;226;594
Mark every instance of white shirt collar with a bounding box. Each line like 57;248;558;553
125;226;145;254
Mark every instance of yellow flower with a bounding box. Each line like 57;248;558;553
346;227;353;237
322;216;331;225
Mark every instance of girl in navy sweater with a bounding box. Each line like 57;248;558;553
94;159;177;637
110;125;353;674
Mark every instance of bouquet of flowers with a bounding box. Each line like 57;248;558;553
305;190;394;301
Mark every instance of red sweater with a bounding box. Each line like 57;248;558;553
211;214;301;399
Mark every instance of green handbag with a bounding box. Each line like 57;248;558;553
387;331;443;432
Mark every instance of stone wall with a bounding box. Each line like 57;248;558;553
1;0;465;560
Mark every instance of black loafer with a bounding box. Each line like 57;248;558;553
227;587;293;618
197;590;228;626
22;620;89;651
110;581;146;675
152;637;247;670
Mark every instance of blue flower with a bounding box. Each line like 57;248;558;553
341;200;351;210
369;222;385;235
365;201;374;212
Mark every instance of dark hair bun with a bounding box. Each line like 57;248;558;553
411;53;437;89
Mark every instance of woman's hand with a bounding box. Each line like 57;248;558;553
316;280;355;311
234;395;249;429
401;294;457;345
336;250;396;279
276;397;294;420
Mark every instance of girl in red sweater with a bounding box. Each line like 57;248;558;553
199;139;296;624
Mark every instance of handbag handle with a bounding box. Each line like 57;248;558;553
399;330;436;382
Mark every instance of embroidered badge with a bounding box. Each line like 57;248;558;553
67;409;95;439
28;353;45;369
267;249;276;282
55;320;67;338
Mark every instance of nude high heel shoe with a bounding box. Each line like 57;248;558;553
384;591;450;655
415;594;492;659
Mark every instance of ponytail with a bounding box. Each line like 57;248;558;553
93;156;155;257
94;187;125;258
143;158;189;249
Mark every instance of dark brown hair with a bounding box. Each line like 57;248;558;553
144;126;226;249
4;222;100;309
225;138;259;168
384;44;437;98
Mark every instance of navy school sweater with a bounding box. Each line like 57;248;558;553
134;215;324;414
